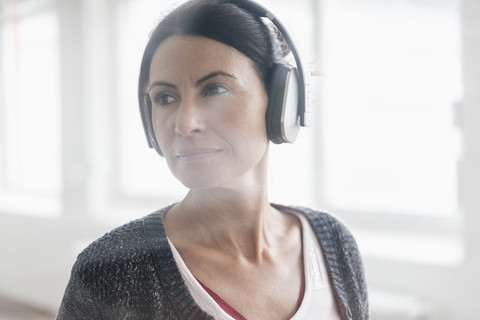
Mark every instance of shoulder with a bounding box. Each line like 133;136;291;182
274;204;362;266
275;204;369;319
274;204;354;243
72;207;171;282
58;205;210;319
288;205;361;264
296;206;355;241
77;216;148;266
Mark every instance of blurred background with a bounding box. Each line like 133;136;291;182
0;0;478;318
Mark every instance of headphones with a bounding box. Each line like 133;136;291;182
140;0;309;155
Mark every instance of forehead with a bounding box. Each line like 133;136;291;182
149;35;256;82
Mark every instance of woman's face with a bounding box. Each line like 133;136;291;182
148;35;269;189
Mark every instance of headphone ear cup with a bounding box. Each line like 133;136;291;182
266;64;301;144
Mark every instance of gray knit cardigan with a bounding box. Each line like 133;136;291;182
57;204;368;319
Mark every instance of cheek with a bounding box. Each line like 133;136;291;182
217;99;269;163
219;111;267;148
151;110;173;147
221;93;268;137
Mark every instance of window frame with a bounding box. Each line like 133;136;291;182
0;0;62;218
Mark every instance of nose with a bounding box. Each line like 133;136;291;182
174;100;206;137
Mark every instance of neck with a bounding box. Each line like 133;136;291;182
183;184;275;256
165;157;291;262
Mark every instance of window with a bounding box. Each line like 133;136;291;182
0;0;61;217
320;0;462;217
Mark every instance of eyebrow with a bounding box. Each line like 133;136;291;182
147;70;237;93
196;71;237;86
147;81;176;93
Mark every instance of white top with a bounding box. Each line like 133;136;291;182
167;212;341;319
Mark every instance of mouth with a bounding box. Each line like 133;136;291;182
176;148;223;162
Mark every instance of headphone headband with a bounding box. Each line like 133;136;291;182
231;0;309;126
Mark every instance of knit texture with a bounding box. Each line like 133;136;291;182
56;205;368;320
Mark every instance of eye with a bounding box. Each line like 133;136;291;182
151;92;177;107
203;84;228;97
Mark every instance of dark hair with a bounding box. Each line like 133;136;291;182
138;0;285;108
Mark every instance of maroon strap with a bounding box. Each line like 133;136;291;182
297;270;306;310
195;272;305;320
195;277;248;320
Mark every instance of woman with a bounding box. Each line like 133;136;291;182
57;0;368;319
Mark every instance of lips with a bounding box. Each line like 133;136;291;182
176;148;222;161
